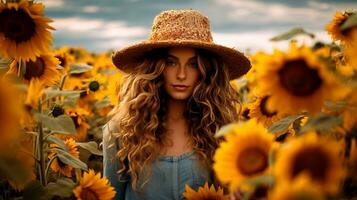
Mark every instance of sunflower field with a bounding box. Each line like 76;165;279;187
0;0;357;200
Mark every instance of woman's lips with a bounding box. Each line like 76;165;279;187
172;84;188;91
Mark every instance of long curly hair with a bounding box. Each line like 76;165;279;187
107;48;240;191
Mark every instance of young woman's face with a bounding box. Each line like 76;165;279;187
163;47;201;100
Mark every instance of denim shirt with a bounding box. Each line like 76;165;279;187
102;123;213;200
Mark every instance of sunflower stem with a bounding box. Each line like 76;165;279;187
17;59;22;77
44;156;57;180
59;74;68;91
17;59;26;79
75;168;82;183
37;99;47;186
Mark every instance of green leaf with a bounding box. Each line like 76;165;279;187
0;57;13;66
46;135;67;149
340;13;357;31
69;63;92;74
0;57;12;73
35;113;76;134
43;178;76;199
44;89;83;99
94;97;111;109
324;100;348;113
57;150;87;170
63;96;80;108
244;175;275;186
268;114;305;133
77;141;103;156
98;69;119;75
300;113;343;133
215;123;239;138
270;27;314;41
23;180;45;200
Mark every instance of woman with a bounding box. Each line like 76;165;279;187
103;9;251;200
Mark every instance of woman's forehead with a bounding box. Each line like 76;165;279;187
167;47;197;60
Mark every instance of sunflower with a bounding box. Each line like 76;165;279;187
255;44;348;115
66;47;94;64
183;182;228;200
0;0;54;61
7;53;61;86
25;78;45;109
0;78;22;151
275;126;296;143
107;72;123;106
83;73;108;101
344;29;357;71
239;104;250;121
64;107;91;142
48;138;80;177
326;11;355;45
73;169;116;200
54;48;75;72
274;132;345;195
248;95;285;127
62;75;86;91
270;175;325;200
92;52;116;73
213;119;274;192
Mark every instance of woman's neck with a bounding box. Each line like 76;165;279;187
166;98;187;121
162;97;192;155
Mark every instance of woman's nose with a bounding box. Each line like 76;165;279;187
176;65;186;80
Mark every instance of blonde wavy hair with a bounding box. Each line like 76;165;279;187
107;48;240;191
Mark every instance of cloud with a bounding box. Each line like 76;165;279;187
53;17;104;32
82;5;100;13
51;17;147;52
215;0;329;25
52;17;147;38
213;30;331;53
39;0;64;8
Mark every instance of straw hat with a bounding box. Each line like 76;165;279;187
112;9;251;80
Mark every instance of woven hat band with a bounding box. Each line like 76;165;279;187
149;10;213;42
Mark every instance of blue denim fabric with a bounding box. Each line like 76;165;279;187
102;124;212;200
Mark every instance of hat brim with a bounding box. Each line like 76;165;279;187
112;40;251;80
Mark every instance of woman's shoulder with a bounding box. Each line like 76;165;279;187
102;120;120;149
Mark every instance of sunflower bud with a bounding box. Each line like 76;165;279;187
51;105;64;117
89;80;100;92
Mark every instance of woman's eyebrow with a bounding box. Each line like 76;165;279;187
188;56;198;61
167;54;178;59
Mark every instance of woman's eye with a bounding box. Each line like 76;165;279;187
165;60;177;66
189;62;198;68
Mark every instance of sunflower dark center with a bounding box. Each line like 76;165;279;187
24;58;45;80
242;108;250;120
237;147;268;176
291;146;329;182
80;188;99;200
89;81;100;92
0;8;36;43
251;185;269;199
57;158;67;168
52;105;64;117
259;96;277;117
278;59;322;97
55;55;66;68
71;115;80;128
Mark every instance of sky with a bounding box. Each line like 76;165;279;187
39;0;357;54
